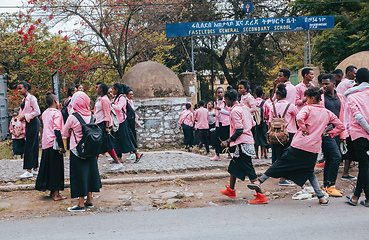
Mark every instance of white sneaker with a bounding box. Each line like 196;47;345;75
111;163;123;171
127;154;135;160
20;171;33;178
31;169;38;175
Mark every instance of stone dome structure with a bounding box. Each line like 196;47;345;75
336;51;369;71
122;61;185;99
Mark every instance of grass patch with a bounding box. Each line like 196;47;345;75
0;207;8;211
162;204;176;209
0;141;14;160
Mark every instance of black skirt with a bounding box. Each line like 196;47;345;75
12;138;25;155
227;145;258;181
254;121;268;147
264;147;318;187
215;124;230;154
70;151;102;198
113;120;137;154
35;147;64;192
24;117;40;169
97;122;114;154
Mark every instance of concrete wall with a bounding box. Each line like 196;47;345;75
135;97;191;149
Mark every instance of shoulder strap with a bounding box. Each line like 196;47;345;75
65;98;71;107
72;112;87;125
272;102;278;118
282;103;291;118
260;100;266;108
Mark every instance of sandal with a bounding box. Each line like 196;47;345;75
360;200;369;207
319;199;330;206
345;195;358;206
134;153;143;163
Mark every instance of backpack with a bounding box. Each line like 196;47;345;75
72;112;102;159
124;97;136;124
61;99;71;124
110;106;119;132
267;102;291;146
254;100;265;125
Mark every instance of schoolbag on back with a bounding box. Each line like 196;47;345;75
254;100;265;125
72;112;102;159
61;99;71;124
124;97;136;123
267;102;291;145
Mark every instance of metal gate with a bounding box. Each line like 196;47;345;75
0;75;8;141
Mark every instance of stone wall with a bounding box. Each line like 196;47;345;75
135;97;191;149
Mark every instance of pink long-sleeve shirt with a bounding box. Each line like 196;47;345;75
9;117;25;139
94;95;112;126
269;100;298;133
229;104;255;147
214;98;231;127
19;93;41;123
336;78;355;96
240;93;257;114
263;99;273;124
194;107;209;129
272;81;297;105
291;105;345;153
112;95;127;124
41;108;64;149
347;88;369;141
179;109;194;127
62;113;92;150
295;82;315;111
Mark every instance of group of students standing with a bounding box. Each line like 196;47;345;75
179;66;369;206
11;81;141;212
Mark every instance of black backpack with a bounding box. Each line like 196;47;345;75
61;99;71;124
123;97;135;123
72;112;102;159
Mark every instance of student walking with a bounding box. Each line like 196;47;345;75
194;100;210;155
63;92;102;212
9;110;26;159
35;94;66;201
179;103;194;150
248;87;344;205
254;86;268;159
207;101;216;148
17;81;41;179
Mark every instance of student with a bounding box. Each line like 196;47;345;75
332;69;344;87
345;68;369;206
64;86;76;116
35;93;66;201
211;87;232;161
254;86;268;159
179;103;194;150
271;68;296;104
207;101;216;148
63;92;102;212
219;89;266;204
269;83;299;186
192;104;200;146
336;65;357;96
17;81;41;179
94;83;122;171
126;88;138;160
295;68;315;111
111;83;143;163
194;100;210;155
108;87;114;99
238;80;257;114
75;84;83;92
320;74;348;197
248;87;344;205
9;110;26;159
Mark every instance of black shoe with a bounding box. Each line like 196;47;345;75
67;205;85;212
84;201;94;208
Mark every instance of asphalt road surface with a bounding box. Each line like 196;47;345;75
1;197;368;240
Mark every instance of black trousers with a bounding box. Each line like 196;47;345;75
353;137;369;199
197;129;209;153
322;135;341;187
182;126;193;147
24;117;40;170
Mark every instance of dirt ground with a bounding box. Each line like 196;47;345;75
0;167;358;221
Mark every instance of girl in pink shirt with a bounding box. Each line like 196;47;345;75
179;103;194;150
238;80;257;114
9;110;26;159
63;92;102;212
35;94;66;201
17;81;41;179
248;87;344;205
219;89;268;204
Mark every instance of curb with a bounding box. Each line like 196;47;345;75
0;171;264;192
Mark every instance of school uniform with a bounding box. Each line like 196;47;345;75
268;100;298;163
337;78;356;96
295;82;315;111
19;93;41;169
179;108;194;148
261;105;344;198
214;98;231;154
35;108;65;192
194;106;210;153
272;81;297;105
127;99;137;141
240;93;257;114
9;117;26;156
94;95;114;154
227;104;257;181
112;94;137;156
63;93;101;198
253;97;268;147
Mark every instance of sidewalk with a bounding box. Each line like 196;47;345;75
0;150;272;183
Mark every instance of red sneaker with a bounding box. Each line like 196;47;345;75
315;162;325;168
220;185;236;198
249;193;268;204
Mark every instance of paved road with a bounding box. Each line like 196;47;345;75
1;197;367;240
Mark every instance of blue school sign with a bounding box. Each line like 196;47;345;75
166;15;334;37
